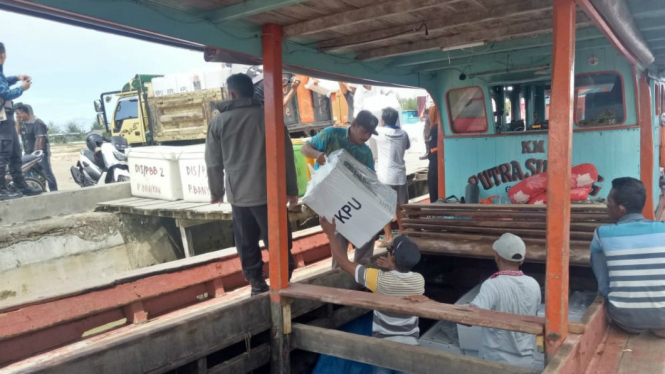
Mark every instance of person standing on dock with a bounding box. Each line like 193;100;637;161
320;216;424;374
375;107;410;247
470;233;541;369
427;104;440;203
205;73;299;296
590;177;665;337
0;42;42;200
15;104;58;192
300;110;378;267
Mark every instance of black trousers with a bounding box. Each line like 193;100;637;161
427;151;439;203
231;204;295;279
40;154;58;191
0;117;23;183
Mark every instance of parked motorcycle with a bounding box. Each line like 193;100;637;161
5;150;48;193
70;133;129;187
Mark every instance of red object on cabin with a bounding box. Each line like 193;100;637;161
508;164;598;204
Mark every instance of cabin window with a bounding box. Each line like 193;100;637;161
574;72;625;126
114;97;139;132
447;86;488;133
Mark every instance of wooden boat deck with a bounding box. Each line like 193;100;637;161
584;326;665;374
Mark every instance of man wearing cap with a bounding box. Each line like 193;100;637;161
320;216;424;374
469;233;541;369
301;110;378;265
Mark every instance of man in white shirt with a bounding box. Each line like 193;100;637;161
375;107;410;246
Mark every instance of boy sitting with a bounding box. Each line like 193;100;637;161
470;233;541;369
320;217;424;374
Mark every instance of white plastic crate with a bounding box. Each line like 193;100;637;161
177;144;212;203
128;146;183;201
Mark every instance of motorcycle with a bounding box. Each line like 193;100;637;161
70;133;129;187
5;150;48;193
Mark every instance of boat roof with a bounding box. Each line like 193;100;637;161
3;0;664;88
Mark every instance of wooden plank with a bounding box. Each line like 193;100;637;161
281;283;545;334
208;344;270;374
283;0;459;37
402;223;594;241
403;210;609;221
615;333;665;374
318;0;552;51
291;324;539;374
402;218;600;232
1;269;355;373
408;234;591;266
582;326;630;374
205;0;311;22
359;19;558;60
544;0;576;357
401;203;607;211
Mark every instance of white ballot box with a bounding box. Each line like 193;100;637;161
303;149;396;248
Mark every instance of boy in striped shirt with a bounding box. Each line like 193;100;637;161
591;177;665;336
320;217;424;374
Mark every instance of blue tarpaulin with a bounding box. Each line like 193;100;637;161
311;313;374;374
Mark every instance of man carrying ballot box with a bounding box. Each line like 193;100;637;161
301;110;379;266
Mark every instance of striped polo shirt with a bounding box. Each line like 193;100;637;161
590;214;665;330
355;265;425;345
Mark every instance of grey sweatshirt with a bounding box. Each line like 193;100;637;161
205;97;298;206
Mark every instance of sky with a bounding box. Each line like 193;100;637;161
1;10;424;131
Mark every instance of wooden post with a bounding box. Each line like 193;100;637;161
437;108;446;200
638;74;655;219
262;23;290;374
545;0;575;359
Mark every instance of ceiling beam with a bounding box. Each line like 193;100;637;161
282;0;458;37
389;27;604;67
358;19;593;61
317;0;552;52
413;38;610;72
204;0;310;23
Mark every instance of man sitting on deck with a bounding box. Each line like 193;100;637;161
319;216;424;374
301;110;379;267
205;73;299;296
591;177;665;337
470;233;541;369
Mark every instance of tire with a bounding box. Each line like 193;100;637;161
25;177;46;192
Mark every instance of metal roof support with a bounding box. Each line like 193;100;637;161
638;74;656;219
545;0;575;360
576;0;641;67
262;22;291;374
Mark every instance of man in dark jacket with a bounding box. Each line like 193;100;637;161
205;73;299;296
0;42;41;200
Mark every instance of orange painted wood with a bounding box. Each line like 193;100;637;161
0;259;242;341
545;0;576;358
206;278;226;298
123;301;147;324
638;74;655;219
0;309;124;365
436;107;446;200
281;283;545;335
582;326;630;374
262;24;290;293
295;75;315;124
543;298;607;373
576;0;640;67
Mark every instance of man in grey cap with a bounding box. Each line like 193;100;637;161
469;233;542;369
320;217;424;374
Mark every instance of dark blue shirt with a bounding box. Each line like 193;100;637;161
0;64;23;108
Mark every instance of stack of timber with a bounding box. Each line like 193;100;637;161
402;204;610;266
